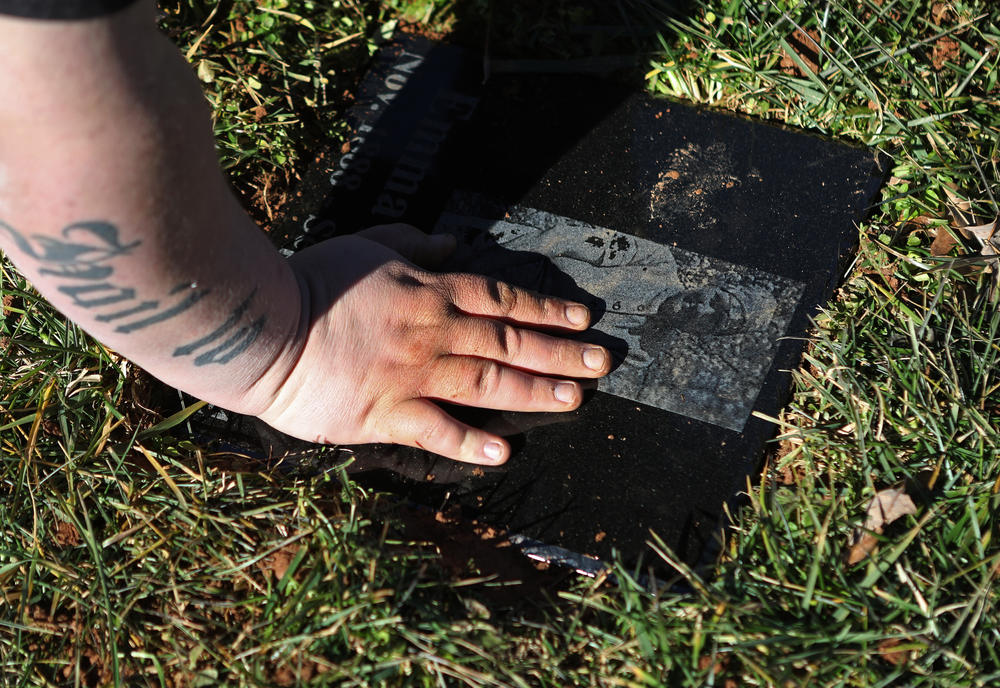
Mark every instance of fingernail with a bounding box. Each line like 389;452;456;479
566;304;589;326
583;347;607;371
555;381;577;404
483;441;505;462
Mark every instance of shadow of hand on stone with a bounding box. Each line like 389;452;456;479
251;224;612;465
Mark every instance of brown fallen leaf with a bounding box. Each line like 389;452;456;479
865;489;918;530
929;227;958;257
877;638;910;666
957;218;999;255
943;184;976;228
929;184;1000;281
847;487;917;564
53;521;81;548
928;218;1000;274
931;1;952;25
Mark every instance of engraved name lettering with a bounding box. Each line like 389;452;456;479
372;91;480;218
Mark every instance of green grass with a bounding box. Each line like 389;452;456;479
3;0;1000;685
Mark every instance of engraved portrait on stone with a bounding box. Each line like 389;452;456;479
433;191;806;432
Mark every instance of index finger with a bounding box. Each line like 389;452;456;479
441;273;592;331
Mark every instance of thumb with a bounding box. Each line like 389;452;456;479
356;223;456;268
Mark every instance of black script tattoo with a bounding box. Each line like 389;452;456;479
0;220;265;367
172;288;265;365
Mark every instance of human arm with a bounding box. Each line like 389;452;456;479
0;2;611;464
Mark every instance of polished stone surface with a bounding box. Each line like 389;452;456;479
248;36;887;567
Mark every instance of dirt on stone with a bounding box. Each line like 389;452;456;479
397;505;572;605
650;142;741;227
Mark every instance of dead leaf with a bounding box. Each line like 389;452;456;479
957;219;999;254
943;184;976;229
877;638;910;666
932;184;1000;281
847;488;917;564
930;217;1000;275
848;532;881;564
53;521;81;548
906;215;935;228
931;2;952;25
864;488;917;531
929;227;958;257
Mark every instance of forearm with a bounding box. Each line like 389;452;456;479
0;2;614;463
0;3;300;414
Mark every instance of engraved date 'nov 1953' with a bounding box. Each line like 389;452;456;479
0;219;264;366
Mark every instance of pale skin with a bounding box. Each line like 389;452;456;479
0;2;611;465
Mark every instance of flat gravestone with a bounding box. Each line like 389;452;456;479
207;37;886;571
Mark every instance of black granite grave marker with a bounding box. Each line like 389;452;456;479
238;36;887;570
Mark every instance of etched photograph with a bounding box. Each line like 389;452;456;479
433;191;806;432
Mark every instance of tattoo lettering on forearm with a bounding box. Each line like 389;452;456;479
1;220;265;367
173;288;266;365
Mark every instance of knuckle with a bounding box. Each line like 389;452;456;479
498;324;522;359
399;281;453;328
418;412;452;448
493;280;519;314
471;360;503;398
439;273;467;301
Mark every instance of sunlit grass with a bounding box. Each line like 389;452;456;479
2;0;1000;685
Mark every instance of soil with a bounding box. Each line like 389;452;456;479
258;543;300;581
246;168;294;224
773;436;806;486
398;20;452;43
780;28;821;77
932;36;960;71
25;604;132;687
697;653;742;687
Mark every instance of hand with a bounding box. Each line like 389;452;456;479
252;224;611;465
